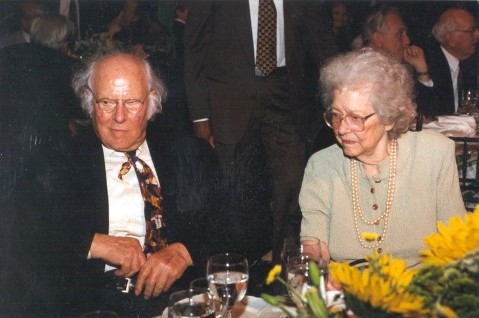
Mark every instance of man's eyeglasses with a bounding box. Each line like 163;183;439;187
87;87;153;113
323;110;376;132
453;25;479;35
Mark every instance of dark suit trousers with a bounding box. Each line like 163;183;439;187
214;68;306;263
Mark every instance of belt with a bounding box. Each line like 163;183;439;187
104;271;137;294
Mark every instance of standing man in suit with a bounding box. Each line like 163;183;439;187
172;2;188;66
418;7;479;118
5;52;222;317
184;0;337;264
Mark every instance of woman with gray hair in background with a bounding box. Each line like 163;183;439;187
299;48;466;272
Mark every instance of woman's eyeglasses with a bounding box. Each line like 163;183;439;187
323;110;376;132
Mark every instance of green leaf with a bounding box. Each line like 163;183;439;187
261;293;280;306
309;261;321;287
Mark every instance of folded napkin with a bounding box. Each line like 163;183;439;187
423;115;477;137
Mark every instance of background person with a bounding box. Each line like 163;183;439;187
418;7;479;118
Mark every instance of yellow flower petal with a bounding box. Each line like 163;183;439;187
265;265;282;285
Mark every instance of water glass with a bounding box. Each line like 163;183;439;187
461;89;479;109
206;253;249;318
282;236;323;263
282;236;327;300
286;254;329;310
168;287;216;318
190;278;225;318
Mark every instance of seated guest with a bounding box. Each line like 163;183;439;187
362;5;433;117
4;52;223;317
418;7;479;118
0;13;78;201
0;1;49;49
300;49;466;270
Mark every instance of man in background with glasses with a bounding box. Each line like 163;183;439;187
418;7;479;118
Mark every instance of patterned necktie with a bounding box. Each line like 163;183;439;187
256;0;277;76
118;150;167;254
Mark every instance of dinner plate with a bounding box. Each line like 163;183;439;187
159;292;344;318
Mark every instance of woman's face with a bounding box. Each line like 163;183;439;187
332;4;348;29
331;88;393;163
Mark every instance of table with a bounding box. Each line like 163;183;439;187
451;136;479;210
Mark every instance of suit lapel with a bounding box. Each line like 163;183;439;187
235;1;255;67
438;49;456;112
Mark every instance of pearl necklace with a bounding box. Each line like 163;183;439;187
351;139;397;252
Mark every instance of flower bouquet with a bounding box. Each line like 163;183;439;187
261;263;346;318
262;208;479;318
72;32;115;61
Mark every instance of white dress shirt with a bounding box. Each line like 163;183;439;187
441;46;461;111
100;141;159;270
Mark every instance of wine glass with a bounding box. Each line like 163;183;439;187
282;236;323;262
190;278;225;318
282;236;327;302
461;89;479;111
206;253;249;318
168;287;216;318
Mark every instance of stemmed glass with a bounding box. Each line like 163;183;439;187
190;278;226;318
168;287;216;318
206;253;249;318
461;89;479;110
282;236;328;306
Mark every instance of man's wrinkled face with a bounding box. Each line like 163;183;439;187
445;10;479;60
90;55;150;152
376;13;410;61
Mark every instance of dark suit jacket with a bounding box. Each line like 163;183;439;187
417;43;456;118
2;126;227;316
0;43;81;201
184;0;337;144
172;19;186;65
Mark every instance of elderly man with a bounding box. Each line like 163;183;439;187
418;7;479;118
362;6;432;93
4;52;222;317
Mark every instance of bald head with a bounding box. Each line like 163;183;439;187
432;8;478;60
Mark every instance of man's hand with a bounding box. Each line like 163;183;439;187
193;121;215;148
403;45;430;80
135;243;193;299
90;234;146;277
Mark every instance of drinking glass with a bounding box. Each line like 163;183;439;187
206;253;249;318
282;236;327;302
190;278;225;318
282;236;323;263
461;89;479;110
168;287;216;318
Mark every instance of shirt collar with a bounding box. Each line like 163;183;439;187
102;140;148;158
441;45;460;72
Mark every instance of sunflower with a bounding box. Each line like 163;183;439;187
330;252;426;317
266;265;282;285
421;208;479;265
361;232;379;242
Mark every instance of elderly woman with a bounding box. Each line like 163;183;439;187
300;49;466;268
